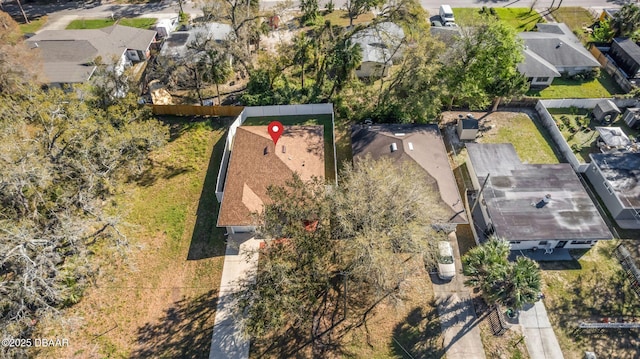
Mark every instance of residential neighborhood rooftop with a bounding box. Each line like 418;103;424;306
217;125;325;227
351;124;467;224
467;143;611;241
518;23;600;71
590;152;640;208
27;25;157;83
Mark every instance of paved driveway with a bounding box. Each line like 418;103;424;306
431;232;486;359
209;234;261;359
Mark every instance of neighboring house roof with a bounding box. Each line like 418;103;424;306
160;22;233;58
27;25;157;83
518;23;600;72
466;143;611;241
612;37;640;75
351;124;467;224
218;125;325;227
590;152;640;209
352;22;405;64
596;127;631;147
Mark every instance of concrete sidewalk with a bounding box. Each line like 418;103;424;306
209;234;261;359
518;301;564;359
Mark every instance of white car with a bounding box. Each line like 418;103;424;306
437;241;456;280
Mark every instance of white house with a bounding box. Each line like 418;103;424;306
585;152;640;229
352;22;405;78
466;143;612;253
517;23;600;87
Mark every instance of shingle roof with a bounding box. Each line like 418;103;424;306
466;143;611;241
518;23;600;70
217;126;325;227
518;48;562;78
27;25;156;83
590;152;640;208
351;124;467;224
352;22;404;64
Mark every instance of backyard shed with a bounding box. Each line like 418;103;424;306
623;107;640;129
592;100;621;123
457;118;479;140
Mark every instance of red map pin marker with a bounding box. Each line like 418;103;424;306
267;121;284;145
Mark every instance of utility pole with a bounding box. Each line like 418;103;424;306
471;173;490;213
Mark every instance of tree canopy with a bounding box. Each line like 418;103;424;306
0;83;167;355
462;237;541;310
235;157;448;356
438;21;528;110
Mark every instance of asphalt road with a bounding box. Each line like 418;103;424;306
0;0;630;21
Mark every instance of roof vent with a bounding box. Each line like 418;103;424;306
390;143;398;152
394;133;406;136
34;42;39;48
264;146;269;155
282;145;286;153
556;42;563;48
408;142;414;151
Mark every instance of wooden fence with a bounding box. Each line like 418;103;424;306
151;105;244;117
589;45;635;93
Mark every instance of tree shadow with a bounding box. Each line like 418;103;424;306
391;306;446;359
132;289;218;358
187;120;229;260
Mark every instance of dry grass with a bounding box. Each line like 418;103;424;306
541;241;640;359
478;319;529;359
322;10;375;28
340;257;444;358
34;118;228;358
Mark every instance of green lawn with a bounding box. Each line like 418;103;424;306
66;17;156;30
118;17;157;29
527;71;625;98
479;113;561;164
242;115;337;183
550;7;596;44
19;16;47;34
453;7;544;30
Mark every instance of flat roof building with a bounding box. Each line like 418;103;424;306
466;143;611;252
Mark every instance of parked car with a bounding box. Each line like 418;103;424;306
437;241;456;280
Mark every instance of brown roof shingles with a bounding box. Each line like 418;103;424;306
218;125;325;227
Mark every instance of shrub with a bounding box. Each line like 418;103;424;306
571;143;580;152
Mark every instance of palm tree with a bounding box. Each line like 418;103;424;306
462;237;541;311
203;49;232;105
293;34;313;90
328;38;362;98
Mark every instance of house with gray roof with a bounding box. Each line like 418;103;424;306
160;22;233;62
351;22;405;78
27;25;157;87
609;37;640;80
586;152;640;229
466;143;611;253
518;23;600;87
351;124;467;225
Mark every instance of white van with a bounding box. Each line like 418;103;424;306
439;5;455;24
